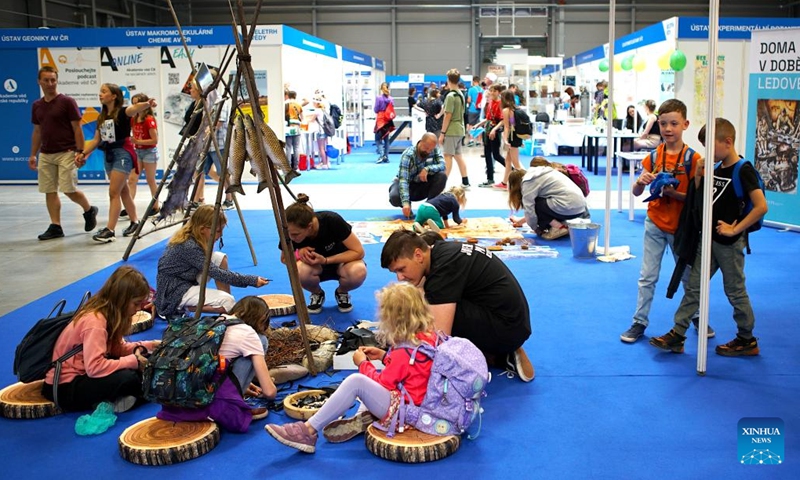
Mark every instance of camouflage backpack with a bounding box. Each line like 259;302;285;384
143;315;241;408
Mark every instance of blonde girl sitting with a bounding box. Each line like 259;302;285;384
264;283;438;453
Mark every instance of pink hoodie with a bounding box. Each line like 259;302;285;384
44;311;157;385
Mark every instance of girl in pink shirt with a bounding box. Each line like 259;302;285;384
42;266;160;412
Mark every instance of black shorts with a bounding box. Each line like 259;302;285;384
509;131;524;148
319;263;339;282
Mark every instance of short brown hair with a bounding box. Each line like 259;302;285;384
380;229;428;269
446;68;460;84
38;66;58;79
657;99;687;120
698;117;736;144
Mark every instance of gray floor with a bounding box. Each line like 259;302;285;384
0;150;640;317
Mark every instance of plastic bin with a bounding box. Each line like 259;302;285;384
566;219;600;258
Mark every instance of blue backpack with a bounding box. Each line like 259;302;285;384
374;333;489;440
724;159;766;233
649;145;697;179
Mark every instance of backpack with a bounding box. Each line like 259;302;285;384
374;333;489;440
14;292;91;384
565;164;590;196
649;145;697;180
142;315;242;408
512;109;533;139
319;111;336;137
329;103;343;129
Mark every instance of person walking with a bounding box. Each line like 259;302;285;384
29;66;98;241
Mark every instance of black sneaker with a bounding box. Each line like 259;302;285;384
222;200;235;210
649;329;686;353
38;224;64;241
145;204;160;218
122;222;140;237
119;209;128;219
83;206;98;232
620;323;646;343
112;395;137;413
307;291;325;314
92;227;116;243
715;335;759;357
504;347;535;382
335;290;353;313
478;181;495;188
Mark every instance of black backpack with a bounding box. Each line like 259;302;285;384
14;292;91;385
329;103;343;129
143;315;243;408
513;108;533;138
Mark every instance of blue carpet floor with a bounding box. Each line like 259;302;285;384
1;209;798;479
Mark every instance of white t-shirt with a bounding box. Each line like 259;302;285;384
218;324;265;360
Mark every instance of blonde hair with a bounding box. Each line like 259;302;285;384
230;296;270;335
168;204;227;247
448;185;467;208
73;266;150;351
507;169;528;211
375;283;435;347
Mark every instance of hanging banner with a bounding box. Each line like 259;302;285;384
694;54;725;121
0;49;40;182
746;28;800;229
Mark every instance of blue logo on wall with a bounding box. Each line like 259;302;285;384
738;417;783;465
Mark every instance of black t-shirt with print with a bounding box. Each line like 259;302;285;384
708;160;761;245
99;108;131;150
280;211;352;260
424;240;530;332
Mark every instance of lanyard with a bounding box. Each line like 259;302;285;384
658;144;687;175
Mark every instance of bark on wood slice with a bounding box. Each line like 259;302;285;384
364;424;460;463
118;417;220;466
130;310;154;334
0;381;60;419
259;294;296;317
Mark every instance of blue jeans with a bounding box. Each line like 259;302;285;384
632;217;689;327
104;147;134;175
672;236;755;338
230;334;268;390
375;131;390;160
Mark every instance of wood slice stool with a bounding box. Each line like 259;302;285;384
364;424;460;463
119;417;220;466
130;310;154;334
0;380;59;419
259;294;296;317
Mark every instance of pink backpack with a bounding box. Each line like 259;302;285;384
565;164;590;197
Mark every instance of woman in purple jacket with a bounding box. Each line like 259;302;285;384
373;82;395;164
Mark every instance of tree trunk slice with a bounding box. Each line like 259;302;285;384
118;417;220;466
129;310;154;334
365;424;460;463
0;381;60;419
259;294;296;317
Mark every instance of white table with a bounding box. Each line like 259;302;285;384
543;124;587;156
616;151;649;220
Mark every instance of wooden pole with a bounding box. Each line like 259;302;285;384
230;0;317;374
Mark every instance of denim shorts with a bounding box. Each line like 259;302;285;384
135;147;159;164
104;147;134;175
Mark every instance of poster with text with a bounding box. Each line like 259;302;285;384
0;49;40;182
746;28;800;229
694;54;725;121
158;46;221;162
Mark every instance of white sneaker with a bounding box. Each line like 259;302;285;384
425;219;441;233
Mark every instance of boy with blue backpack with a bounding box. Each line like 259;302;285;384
650;118;767;356
620;99;712;343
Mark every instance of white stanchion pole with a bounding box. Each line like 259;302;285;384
603;0;616;255
697;0;721;376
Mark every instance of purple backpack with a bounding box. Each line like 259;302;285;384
375;333;490;439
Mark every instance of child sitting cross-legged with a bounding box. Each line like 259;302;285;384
264;282;437;453
156;296;278;432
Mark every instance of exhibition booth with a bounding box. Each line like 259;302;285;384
0;25;386;182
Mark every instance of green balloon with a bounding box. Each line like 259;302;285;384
621;55;634;71
599;59;609;72
670;50;687;71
